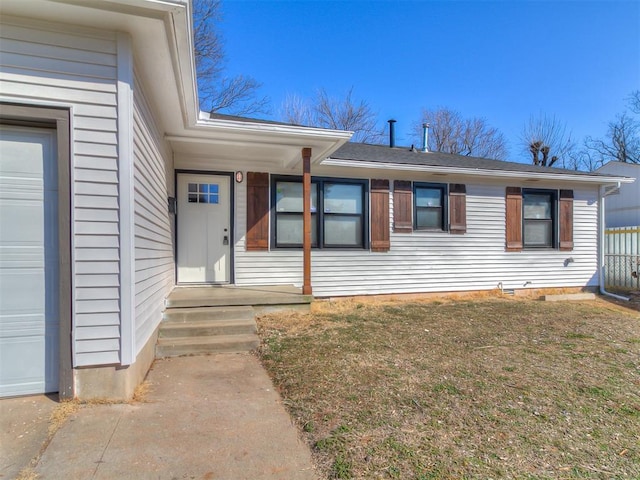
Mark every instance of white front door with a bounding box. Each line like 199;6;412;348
0;126;59;397
177;173;231;283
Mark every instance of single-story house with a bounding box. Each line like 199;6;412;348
595;161;640;228
0;0;633;400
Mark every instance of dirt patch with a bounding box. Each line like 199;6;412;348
257;297;640;479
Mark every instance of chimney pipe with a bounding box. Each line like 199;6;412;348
388;119;396;148
422;123;430;153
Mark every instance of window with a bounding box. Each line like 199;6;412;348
323;182;363;246
522;190;555;248
272;176;367;248
393;181;466;234
505;187;573;251
274;181;318;247
188;183;219;204
413;183;447;230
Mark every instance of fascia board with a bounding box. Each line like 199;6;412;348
47;0;186;16
168;128;352;146
194;117;353;140
322;158;635;185
163;3;199;127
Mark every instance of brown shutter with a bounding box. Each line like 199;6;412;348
559;189;574;251
505;187;523;251
246;172;269;251
370;179;390;252
393;180;413;233
449;184;467;234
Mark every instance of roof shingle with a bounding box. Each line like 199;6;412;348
330;142;609;177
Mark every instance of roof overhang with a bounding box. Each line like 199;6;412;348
168;114;352;167
322;158;636;186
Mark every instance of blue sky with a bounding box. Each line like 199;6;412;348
216;0;640;162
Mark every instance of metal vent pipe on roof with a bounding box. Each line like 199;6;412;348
422;123;430;153
388;119;396;148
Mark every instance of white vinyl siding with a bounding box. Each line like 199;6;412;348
233;168;599;297
1;18;120;366
132;74;174;355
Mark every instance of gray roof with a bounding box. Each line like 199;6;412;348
331;142;610;177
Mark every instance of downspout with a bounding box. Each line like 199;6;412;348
598;183;629;301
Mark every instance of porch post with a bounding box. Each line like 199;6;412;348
302;147;312;295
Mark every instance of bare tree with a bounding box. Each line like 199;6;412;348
280;93;314;126
584;112;640;165
629;90;640;114
279;87;384;143
193;0;269;115
582;91;640;167
413;107;509;160
520;114;574;167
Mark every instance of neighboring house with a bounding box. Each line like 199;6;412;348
0;0;632;400
595;162;640;227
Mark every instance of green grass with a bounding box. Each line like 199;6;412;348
257;297;640;479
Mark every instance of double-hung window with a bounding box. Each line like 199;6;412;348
323;182;364;247
274;181;318;247
522;189;556;248
413;183;448;231
272;176;367;249
505;187;572;252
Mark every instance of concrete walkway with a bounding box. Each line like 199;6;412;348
6;354;318;480
1;393;58;479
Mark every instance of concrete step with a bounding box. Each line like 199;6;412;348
162;305;255;323
156;334;261;358
166;296;312;309
159;317;256;338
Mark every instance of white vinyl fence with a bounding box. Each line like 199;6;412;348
604;226;640;290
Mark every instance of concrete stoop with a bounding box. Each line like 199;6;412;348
156;286;312;358
156;306;260;358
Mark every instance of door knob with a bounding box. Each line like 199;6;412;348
223;235;229;245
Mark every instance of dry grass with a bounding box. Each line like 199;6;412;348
132;379;152;403
14;468;39;480
257;297;640;479
48;399;80;436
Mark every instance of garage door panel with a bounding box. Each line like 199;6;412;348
0;204;44;244
0;270;45;312
0;335;46;396
0;135;45;174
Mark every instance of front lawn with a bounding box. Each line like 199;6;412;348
257;297;640;479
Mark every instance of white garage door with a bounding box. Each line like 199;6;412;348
0;125;59;397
